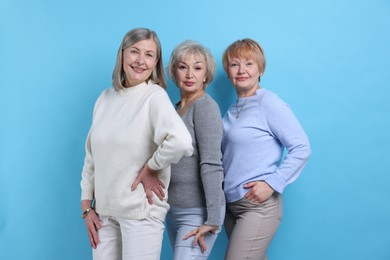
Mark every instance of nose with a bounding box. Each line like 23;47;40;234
186;68;193;78
136;55;145;65
237;65;244;74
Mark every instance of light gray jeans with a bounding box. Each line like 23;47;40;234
224;193;283;260
166;207;225;260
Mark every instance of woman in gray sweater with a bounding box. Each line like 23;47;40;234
166;40;225;259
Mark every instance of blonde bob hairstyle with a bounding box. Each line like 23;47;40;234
112;28;167;90
222;38;266;81
167;40;216;89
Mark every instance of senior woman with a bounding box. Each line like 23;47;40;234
221;38;311;260
166;40;225;259
80;28;193;260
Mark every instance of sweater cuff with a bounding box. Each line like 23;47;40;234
147;158;160;171
81;189;94;201
263;174;286;194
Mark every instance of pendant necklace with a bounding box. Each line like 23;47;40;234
235;87;259;118
235;98;248;119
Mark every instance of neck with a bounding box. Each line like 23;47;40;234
180;89;204;108
237;85;260;98
177;89;204;116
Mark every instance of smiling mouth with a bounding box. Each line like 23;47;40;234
131;66;145;73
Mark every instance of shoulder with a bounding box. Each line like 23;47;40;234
95;87;115;104
99;87;115;97
192;94;222;126
193;93;220;113
260;88;288;108
146;82;169;99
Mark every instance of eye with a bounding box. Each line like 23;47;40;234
179;65;187;70
246;62;253;66
130;50;139;55
195;66;203;71
230;63;238;67
146;52;154;58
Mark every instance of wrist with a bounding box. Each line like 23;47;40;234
81;207;94;219
145;164;158;174
81;199;95;211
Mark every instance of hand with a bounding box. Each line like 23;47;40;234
183;224;219;253
131;164;165;205
84;209;101;249
244;181;274;204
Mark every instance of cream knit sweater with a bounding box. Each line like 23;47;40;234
80;81;193;221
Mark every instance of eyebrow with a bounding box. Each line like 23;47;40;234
129;46;156;53
179;60;204;66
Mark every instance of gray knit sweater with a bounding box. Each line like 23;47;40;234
168;94;225;226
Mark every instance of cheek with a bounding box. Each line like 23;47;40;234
150;59;158;69
175;70;186;80
227;70;235;79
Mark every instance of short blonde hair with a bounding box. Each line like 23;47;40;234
222;38;266;78
112;28;167;90
167;40;216;89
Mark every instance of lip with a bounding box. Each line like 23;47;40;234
236;77;248;81
131;65;145;73
184;81;195;86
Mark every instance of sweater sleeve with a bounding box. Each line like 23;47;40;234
147;89;193;171
80;90;107;200
193;96;225;226
80;129;95;200
263;94;311;193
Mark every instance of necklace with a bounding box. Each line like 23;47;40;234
235;98;248;119
235;87;260;119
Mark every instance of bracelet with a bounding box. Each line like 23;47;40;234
81;207;94;219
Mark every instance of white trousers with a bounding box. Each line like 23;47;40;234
92;215;164;260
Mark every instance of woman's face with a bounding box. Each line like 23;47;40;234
175;53;206;96
123;39;158;87
227;57;261;95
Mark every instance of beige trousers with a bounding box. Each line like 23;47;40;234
224;193;283;260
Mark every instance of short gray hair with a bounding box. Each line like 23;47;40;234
167;40;216;89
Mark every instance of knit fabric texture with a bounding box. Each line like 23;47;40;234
168;94;225;226
80;81;193;221
222;88;311;203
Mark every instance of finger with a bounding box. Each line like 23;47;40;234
146;190;154;205
88;230;96;248
92;229;99;248
245;191;254;201
154;186;165;201
183;229;197;240
243;182;256;188
158;185;165;197
198;235;207;252
158;179;165;189
91;214;101;229
131;177;141;191
88;224;99;248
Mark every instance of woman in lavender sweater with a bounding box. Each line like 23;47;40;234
221;38;311;260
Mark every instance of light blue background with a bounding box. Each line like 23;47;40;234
1;0;389;259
